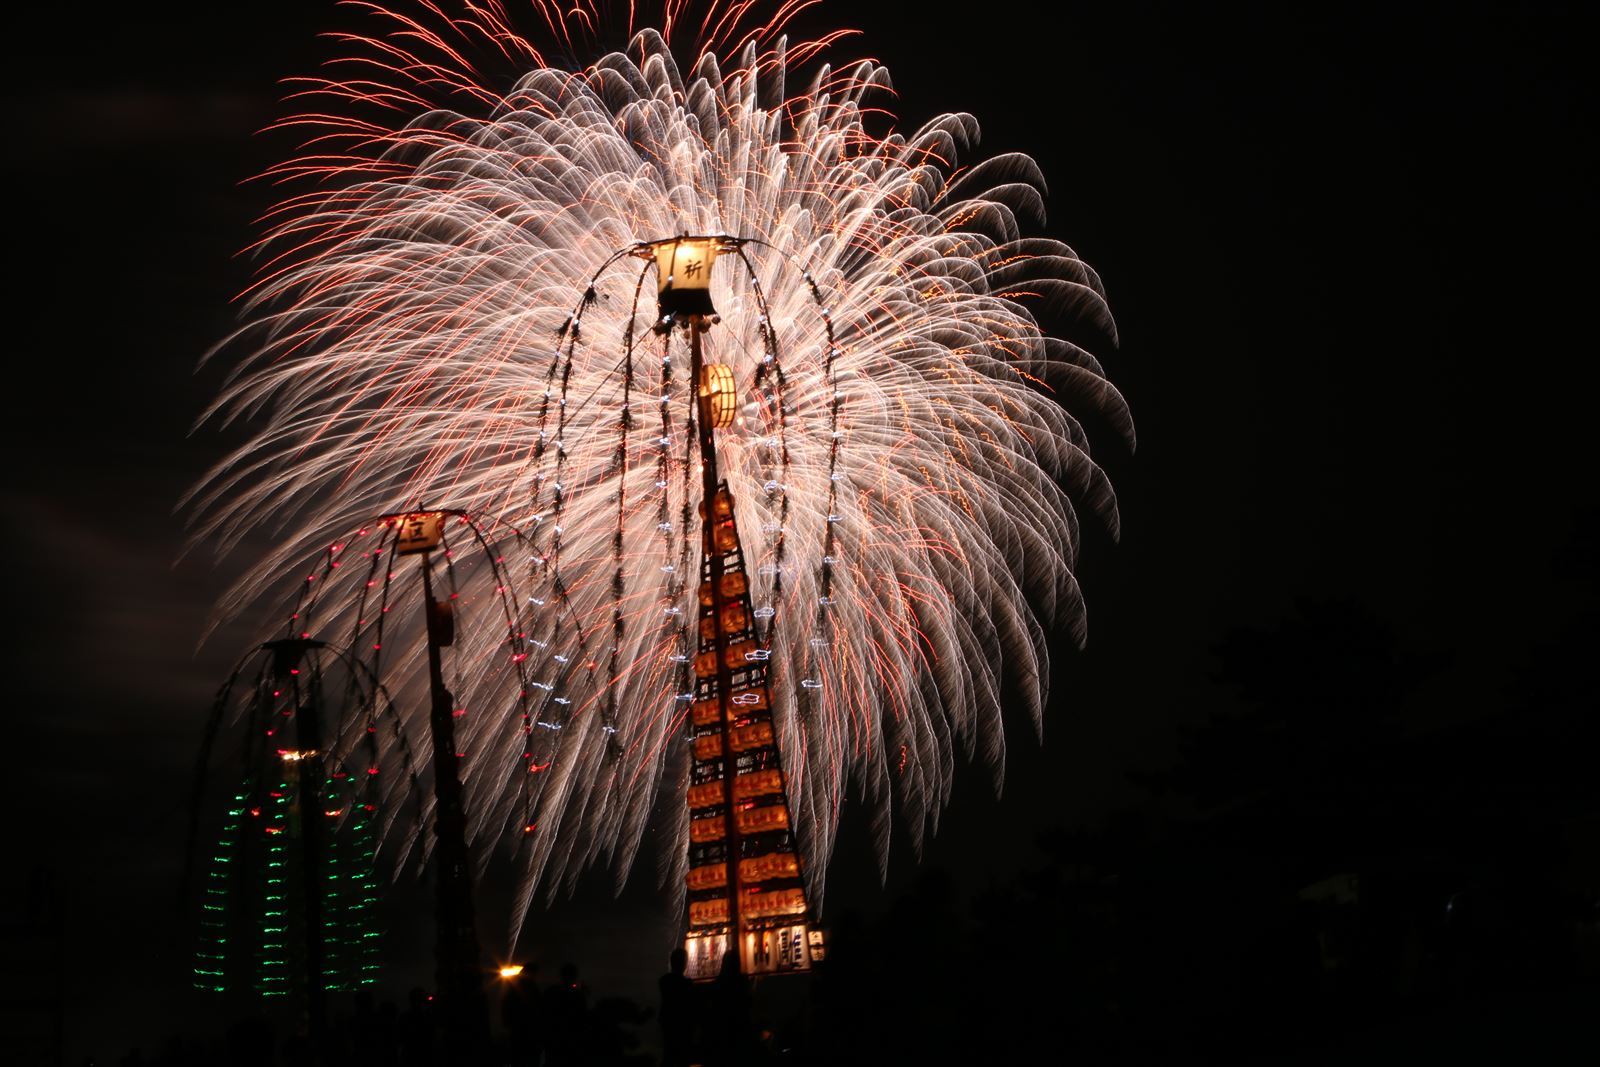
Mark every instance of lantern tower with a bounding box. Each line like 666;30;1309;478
636;236;821;978
189;639;385;1037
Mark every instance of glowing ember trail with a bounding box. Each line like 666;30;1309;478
189;0;1130;943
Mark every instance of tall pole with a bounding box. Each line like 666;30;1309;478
291;673;328;1050
419;553;489;1055
263;637;331;1049
689;313;745;973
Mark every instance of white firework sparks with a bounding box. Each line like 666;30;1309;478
188;2;1130;938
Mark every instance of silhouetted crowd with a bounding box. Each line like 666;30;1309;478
92;951;775;1067
501;949;758;1067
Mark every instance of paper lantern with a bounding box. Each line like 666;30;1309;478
700;363;738;428
394;511;443;555
654;237;720;317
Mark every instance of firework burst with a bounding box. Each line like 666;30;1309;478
189;0;1130;939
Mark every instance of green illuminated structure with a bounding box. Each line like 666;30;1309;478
194;763;381;996
189;637;405;1043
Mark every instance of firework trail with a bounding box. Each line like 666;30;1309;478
189;0;1129;938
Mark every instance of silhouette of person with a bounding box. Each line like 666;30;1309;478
351;989;382;1066
702;950;754;1067
544;962;589;1066
502;963;544;1066
398;987;436;1066
375;1000;402;1066
658;947;697;1067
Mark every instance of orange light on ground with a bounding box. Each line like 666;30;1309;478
498;964;524;979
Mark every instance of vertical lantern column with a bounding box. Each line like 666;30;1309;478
659;240;815;979
683;482;815;978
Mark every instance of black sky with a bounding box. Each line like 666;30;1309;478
4;1;1590;1060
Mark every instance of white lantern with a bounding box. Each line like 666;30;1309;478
653;237;720;317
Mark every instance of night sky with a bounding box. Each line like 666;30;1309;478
5;2;1589;1061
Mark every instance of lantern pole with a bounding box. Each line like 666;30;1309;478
418;541;490;1055
616;235;817;979
263;637;331;1051
288;647;328;1050
688;311;746;975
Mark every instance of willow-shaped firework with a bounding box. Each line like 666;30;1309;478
189;1;1130;938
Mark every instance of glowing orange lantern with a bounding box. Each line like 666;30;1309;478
394;511;444;555
654;237;720;317
700;363;738;428
687;780;724;807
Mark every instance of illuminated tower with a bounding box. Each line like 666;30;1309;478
192;639;382;1027
642;236;822;979
683;480;817;977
